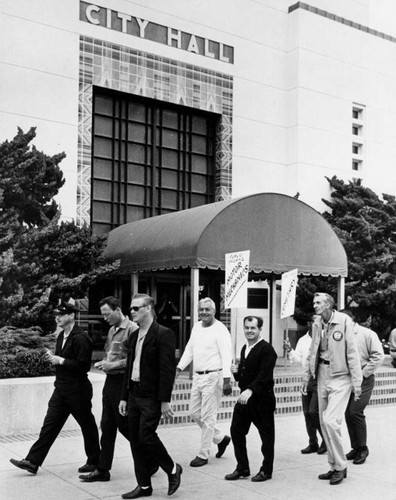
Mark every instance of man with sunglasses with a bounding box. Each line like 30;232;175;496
119;294;182;499
80;296;138;482
10;299;100;475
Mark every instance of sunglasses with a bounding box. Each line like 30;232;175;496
130;305;146;312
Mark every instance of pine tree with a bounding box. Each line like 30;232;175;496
295;176;396;335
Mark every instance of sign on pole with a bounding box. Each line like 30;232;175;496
225;250;250;309
280;268;298;319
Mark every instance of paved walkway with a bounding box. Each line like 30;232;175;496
2;404;395;500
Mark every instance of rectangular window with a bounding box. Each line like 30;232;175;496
91;89;218;234
247;288;269;309
352;160;361;171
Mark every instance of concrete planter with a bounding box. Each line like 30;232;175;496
0;372;105;436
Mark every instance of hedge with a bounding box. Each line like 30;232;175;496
0;326;56;378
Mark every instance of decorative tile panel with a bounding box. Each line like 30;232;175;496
78;36;233;226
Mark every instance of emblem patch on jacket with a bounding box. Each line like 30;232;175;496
332;331;343;341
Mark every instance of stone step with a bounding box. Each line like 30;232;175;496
161;363;396;426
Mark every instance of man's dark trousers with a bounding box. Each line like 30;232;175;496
302;377;323;446
128;386;173;486
98;374;129;471
26;382;100;466
345;374;375;450
230;395;275;475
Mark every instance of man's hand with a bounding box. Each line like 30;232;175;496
46;352;63;365
223;378;232;396
94;360;114;373
161;402;173;419
230;363;238;374
301;383;308;395
353;386;362;401
119;400;128;416
238;389;252;405
283;339;292;354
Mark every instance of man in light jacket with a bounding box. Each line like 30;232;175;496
302;293;362;486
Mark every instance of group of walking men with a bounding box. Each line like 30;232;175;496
10;291;384;495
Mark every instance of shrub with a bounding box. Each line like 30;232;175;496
0;326;56;378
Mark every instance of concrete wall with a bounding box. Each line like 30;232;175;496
0;372;105;436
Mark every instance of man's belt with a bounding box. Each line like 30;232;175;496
195;369;222;375
319;358;330;365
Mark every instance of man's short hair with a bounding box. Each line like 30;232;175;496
132;293;155;312
339;308;355;321
314;292;335;309
243;315;263;329
99;296;120;310
198;297;216;311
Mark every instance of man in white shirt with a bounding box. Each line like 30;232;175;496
284;316;326;455
176;297;232;467
340;309;384;465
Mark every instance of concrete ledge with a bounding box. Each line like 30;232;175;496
0;372;105;436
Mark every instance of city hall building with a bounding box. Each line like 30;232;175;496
1;0;396;355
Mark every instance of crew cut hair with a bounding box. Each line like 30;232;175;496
99;296;120;310
198;297;216;311
243;315;263;329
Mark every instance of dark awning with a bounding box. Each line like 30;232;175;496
105;193;347;277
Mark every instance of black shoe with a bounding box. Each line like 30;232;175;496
78;463;97;473
10;458;38;475
216;435;231;458
330;468;347;485
122;486;153;499
346;449;358;460
224;469;250;480
353;447;369;465
317;442;327;454
318;470;334;480
79;469;110;482
301;444;318;454
251;471;272;482
190;456;208;467
150;465;159;476
168;463;182;496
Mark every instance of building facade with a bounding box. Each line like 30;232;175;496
1;0;396;352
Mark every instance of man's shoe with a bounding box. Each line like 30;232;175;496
10;458;38;475
251;471;272;482
353;447;369;465
346;449;358;460
225;469;250;480
168;463;182;496
216;435;231;458
301;444;318;454
318;470;334;480
121;486;153;499
190;456;208;467
330;468;347;485
78;463;97;473
79;469;110;482
317;441;327;454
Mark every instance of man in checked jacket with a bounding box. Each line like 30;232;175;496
225;315;277;483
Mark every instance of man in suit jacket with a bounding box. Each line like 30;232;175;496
10;300;100;475
119;293;182;499
225;315;277;483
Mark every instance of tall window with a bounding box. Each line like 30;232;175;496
91;89;218;234
351;103;364;176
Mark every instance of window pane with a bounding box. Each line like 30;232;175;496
127;163;146;185
95;96;113;116
129;123;148;144
191;174;207;193
192;116;207;134
161;149;179;169
93;159;112;180
162;129;179;149
161;189;178;210
191;134;207;154
162;109;178;128
127;185;146;205
191;193;207;207
128;103;146;122
161;169;178;189
92;179;112;201
127;205;145;222
94;137;113;159
191;154;208;174
94;116;113;137
128;143;146;163
92;201;112;223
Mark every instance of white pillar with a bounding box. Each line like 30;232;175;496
131;273;139;299
190;267;199;328
337;276;345;310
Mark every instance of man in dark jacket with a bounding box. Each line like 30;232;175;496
10;300;100;475
118;293;182;499
225;315;277;483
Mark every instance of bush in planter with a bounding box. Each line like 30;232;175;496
0;326;56;378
